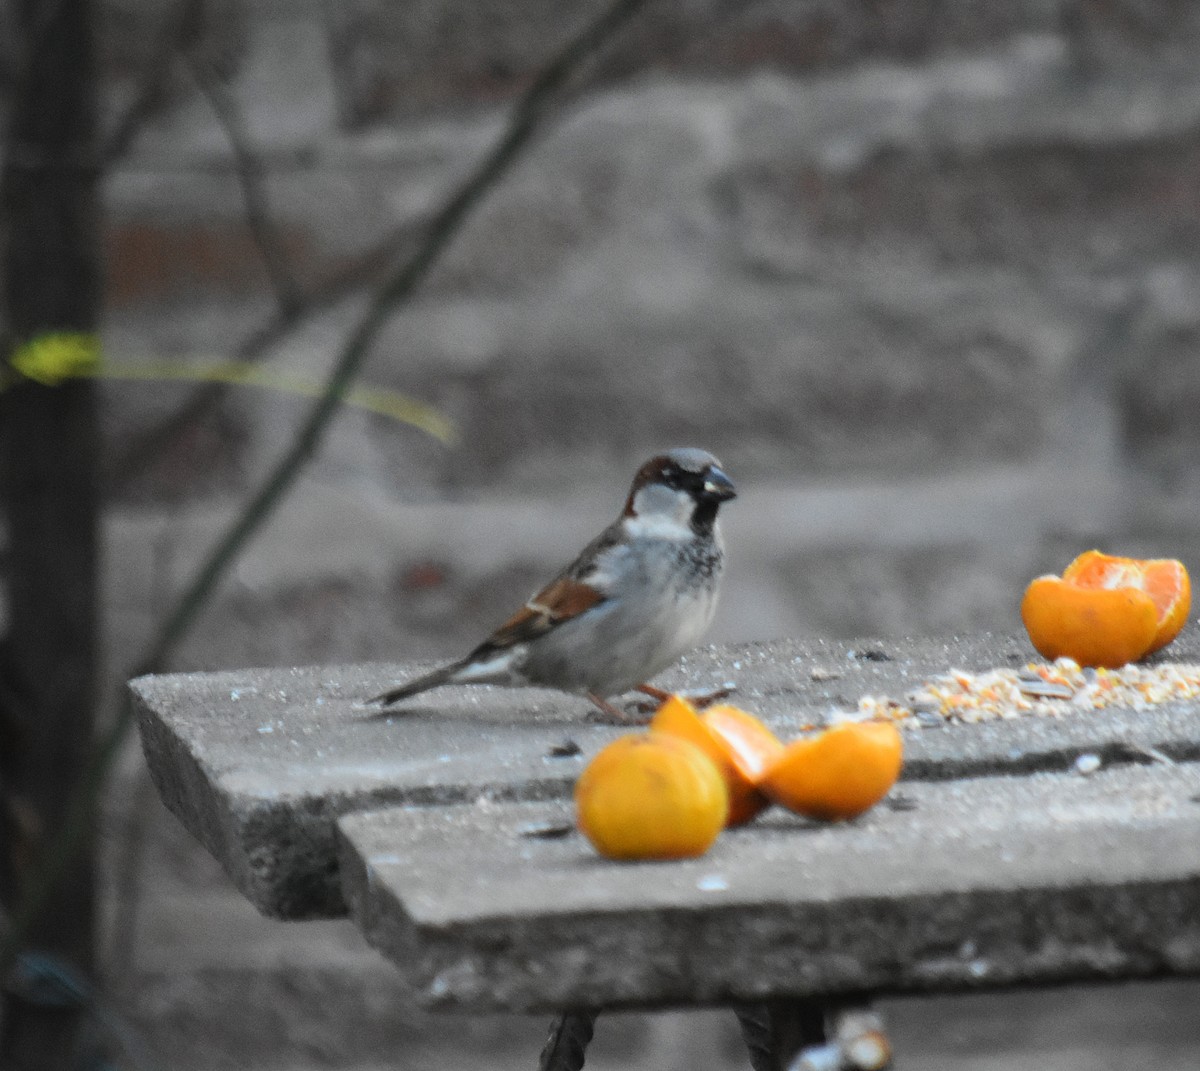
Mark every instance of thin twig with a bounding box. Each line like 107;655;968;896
104;221;413;493
183;51;306;315
140;0;654;673
107;0;689;491
0;0;655;975
100;0;206;167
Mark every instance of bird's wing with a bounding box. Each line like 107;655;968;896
464;520;622;658
369;569;609;708
477;575;607;653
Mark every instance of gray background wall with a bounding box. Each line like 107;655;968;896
83;0;1200;1066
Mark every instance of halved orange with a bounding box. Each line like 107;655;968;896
575;732;728;860
1021;576;1158;668
1060;550;1190;653
760;720;903;822
650;696;779;826
1021;550;1191;668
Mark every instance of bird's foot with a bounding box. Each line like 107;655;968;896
586;693;652;725
629;682;737;715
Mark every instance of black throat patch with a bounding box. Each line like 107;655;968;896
691;498;720;536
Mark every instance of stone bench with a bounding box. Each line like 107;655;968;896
131;631;1200;1068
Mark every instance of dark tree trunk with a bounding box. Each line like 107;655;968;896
0;0;102;1064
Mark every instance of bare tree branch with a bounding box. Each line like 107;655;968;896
105;0;695;494
0;0;656;972
103;221;413;492
99;0;205;167
183;52;306;315
140;0;657;673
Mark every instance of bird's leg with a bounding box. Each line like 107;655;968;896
586;693;649;725
688;683;735;707
634;683;672;705
631;682;736;714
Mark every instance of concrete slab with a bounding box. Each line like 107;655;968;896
336;761;1200;1012
132;628;1200;919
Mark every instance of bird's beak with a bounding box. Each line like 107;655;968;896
702;466;736;502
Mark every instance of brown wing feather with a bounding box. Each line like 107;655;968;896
463;520;620;660
483;576;606;651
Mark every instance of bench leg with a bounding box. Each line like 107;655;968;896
538;1002;889;1070
539;1010;597;1071
736;1001;826;1071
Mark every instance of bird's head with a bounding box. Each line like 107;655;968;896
623;447;736;537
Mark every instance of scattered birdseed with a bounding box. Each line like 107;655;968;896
517;820;576;840
546;739;582;759
856;658;1200;727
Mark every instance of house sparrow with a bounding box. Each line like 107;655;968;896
370;447;736;720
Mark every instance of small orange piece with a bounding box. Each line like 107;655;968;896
1061;550;1191;654
650;696;781;826
575;732;728;860
760;720;903;822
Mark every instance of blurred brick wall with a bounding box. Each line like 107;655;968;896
67;0;1200;1066
94;0;1200;670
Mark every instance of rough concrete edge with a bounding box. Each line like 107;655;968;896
335;817;425;990
130;676;344;919
130;674;583;919
902;728;1200;782
130;677;261;895
130;636;1200;921
335;830;1200;1014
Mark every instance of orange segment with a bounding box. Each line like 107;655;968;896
701;705;784;780
702;704;784;825
650;696;777;826
760;720;903;822
575;732;728;860
1061;550;1190;653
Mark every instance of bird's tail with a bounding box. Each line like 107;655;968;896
369;659;467;708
